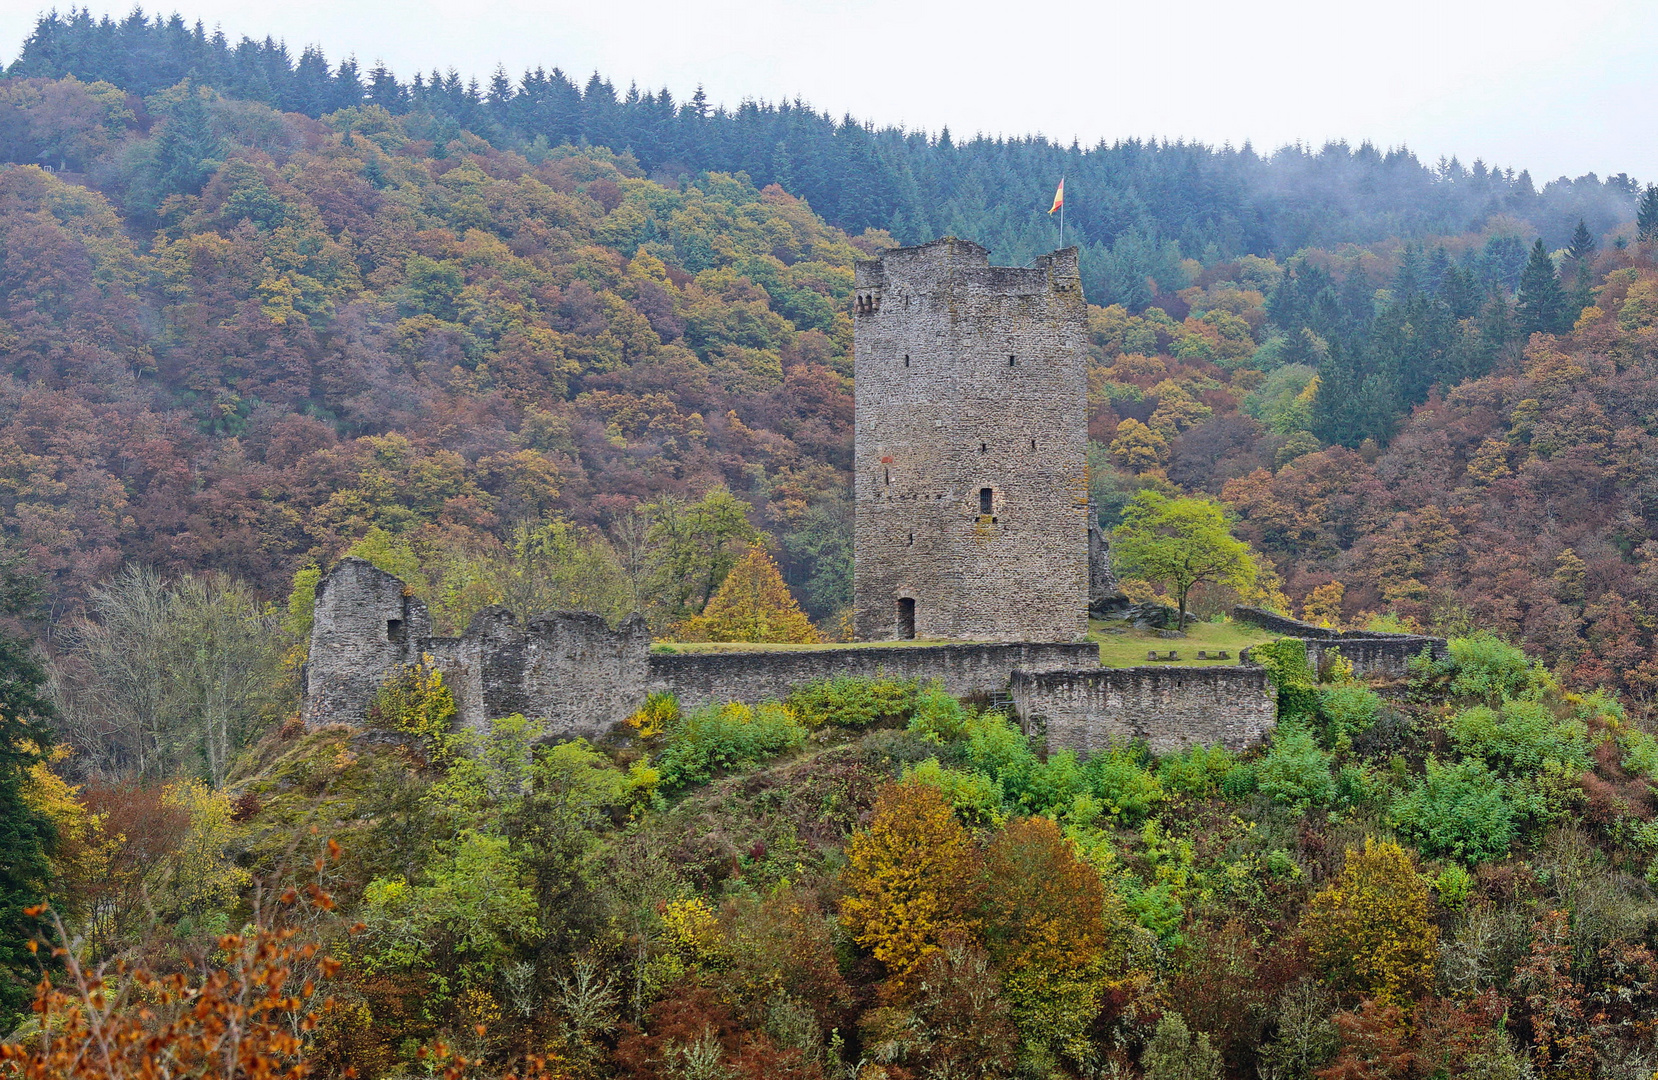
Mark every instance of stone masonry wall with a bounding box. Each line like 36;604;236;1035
1010;666;1277;756
419;609;652;740
1297;638;1448;680
303;557;433;727
307;566;1290;757
1232;605;1448;679
852;238;1089;642
649;642;1099;710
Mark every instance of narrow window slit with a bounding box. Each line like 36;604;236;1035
979;488;993;514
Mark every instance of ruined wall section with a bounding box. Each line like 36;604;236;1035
853;238;1089;642
1232;606;1448;679
1011;666;1277;756
420;610;651;739
649;642;1098;710
303;557;431;727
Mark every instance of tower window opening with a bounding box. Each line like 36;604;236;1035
885;468;891;485
1030;438;1037;450
897;597;916;640
979;488;993;514
907;532;914;546
1008;354;1017;366
979;442;987;452
904;354;910;367
386;619;405;644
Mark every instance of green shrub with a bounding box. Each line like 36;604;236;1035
1221;761;1260;799
1390;757;1516;864
1156;744;1235;799
1446;632;1541;701
1446;700;1589;776
1620;727;1658;780
1251;639;1321;724
1013;749;1090;816
960;712;1040;782
786;674;917;729
905;682;971;743
655;700;806;791
1121;879;1184;941
1257;724;1334;809
903;757;1004;826
1083;749;1164;825
1319;684;1382;744
1433;863;1474;909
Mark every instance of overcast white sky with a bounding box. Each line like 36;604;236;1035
3;0;1655;184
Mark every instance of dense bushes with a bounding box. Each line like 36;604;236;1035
787;675;918;730
652;700;807;791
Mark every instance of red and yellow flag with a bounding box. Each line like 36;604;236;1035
1049;178;1065;214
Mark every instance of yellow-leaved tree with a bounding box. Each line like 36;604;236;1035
841;778;982;995
1301;838;1437;1004
671;542;823;644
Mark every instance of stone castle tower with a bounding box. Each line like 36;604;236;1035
852;238;1089;642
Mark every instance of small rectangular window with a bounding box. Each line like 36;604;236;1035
387;619;405;644
979;488;993;514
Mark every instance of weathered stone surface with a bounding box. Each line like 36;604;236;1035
420;609;652;740
1011;666;1277;756
303;557;432;727
1232;606;1448;678
1088;502;1128;615
649;641;1098;710
852;238;1089;642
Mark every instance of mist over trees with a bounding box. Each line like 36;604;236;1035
7;9;1643;306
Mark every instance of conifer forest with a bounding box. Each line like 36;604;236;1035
1;9;1658;1079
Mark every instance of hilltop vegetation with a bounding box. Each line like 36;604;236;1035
6;9;1647;300
0;11;1657;1079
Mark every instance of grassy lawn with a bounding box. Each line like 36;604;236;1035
653;619;1281;663
1090;617;1279;667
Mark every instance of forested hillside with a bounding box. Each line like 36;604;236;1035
7;10;1645;304
1;11;1658;1080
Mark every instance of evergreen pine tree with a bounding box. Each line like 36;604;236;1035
1516;239;1567;336
1567;220;1596;263
1639;185;1658;243
0;545;55;1026
152;79;224;200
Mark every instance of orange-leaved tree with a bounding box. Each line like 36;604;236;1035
671;542;823;644
840;778;982;995
979;816;1127;1063
1301;838;1437;1005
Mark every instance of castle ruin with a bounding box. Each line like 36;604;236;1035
852;239;1089;642
300;236;1447;757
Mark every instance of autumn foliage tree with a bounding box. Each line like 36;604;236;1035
1301;839;1437;1005
840;778;982;994
671;542;823;644
978;816;1123;1064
